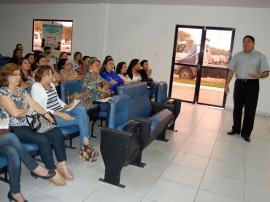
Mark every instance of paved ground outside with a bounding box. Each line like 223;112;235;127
171;78;226;107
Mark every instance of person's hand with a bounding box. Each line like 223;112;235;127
64;103;73;109
105;90;111;98
224;85;230;94
248;72;261;78
59;112;73;121
109;79;117;85
102;84;110;90
44;113;56;125
75;75;82;80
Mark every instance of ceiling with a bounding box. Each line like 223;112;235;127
1;0;270;8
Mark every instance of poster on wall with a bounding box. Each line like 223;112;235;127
42;24;63;57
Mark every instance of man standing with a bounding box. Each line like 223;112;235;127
225;35;270;142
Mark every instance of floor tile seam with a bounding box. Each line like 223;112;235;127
157;177;199;190
204;169;244;181
166;161;209;172
208;157;245;168
176;149;213;159
244;178;270;188
195;117;231;200
244;164;270;172
33;191;62;202
198;188;245;201
210;156;245;166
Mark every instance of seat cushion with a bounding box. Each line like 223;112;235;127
22;142;39;153
60;126;80;136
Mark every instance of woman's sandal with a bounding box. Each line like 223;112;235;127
57;166;74;180
83;144;99;157
78;148;97;162
48;171;66;186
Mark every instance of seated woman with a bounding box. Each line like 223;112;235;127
101;58;126;93
10;48;23;65
34;55;62;92
116;61;133;84
0;63;72;186
31;65;98;162
58;58;82;81
19;57;35;88
0;130;56;202
24;53;35;71
140;59;152;79
59;51;68;60
72;51;82;70
127;59;142;82
83;57;111;101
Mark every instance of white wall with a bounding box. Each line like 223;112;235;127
1;3;270;115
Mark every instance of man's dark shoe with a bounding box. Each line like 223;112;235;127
227;130;240;135
241;136;250;142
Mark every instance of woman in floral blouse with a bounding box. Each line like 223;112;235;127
83;57;111;101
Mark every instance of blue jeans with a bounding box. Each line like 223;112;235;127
10;126;66;171
0;132;39;194
55;106;90;147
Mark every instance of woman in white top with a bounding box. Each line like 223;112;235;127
116;62;132;83
127;59;142;82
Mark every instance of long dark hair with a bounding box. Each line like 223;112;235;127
57;58;69;71
19;57;33;82
116;62;126;75
127;59;139;79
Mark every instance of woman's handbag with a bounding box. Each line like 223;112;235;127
69;87;93;110
26;112;56;133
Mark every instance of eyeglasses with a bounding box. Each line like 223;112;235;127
11;73;22;77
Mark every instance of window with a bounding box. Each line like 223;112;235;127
32;19;73;56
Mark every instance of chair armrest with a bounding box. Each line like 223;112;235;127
129;116;152;150
151;102;174;115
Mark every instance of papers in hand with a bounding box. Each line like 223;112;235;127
96;97;111;103
0;118;9;129
66;99;80;111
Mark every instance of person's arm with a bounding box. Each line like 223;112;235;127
248;71;269;78
0;95;29;117
24;92;56;123
225;69;235;94
19;80;32;88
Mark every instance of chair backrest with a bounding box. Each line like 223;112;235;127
59;80;83;103
107;95;130;129
155;81;168;103
0;56;11;68
117;82;151;118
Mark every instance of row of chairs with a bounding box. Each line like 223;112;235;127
0;80;180;187
99;82;181;187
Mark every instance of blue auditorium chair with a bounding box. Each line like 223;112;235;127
99;95;141;188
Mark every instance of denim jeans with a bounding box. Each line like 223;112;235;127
10;126;67;171
55;106;90;147
0;132;39;194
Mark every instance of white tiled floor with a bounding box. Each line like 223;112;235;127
1;102;270;202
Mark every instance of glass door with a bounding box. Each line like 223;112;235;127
169;25;235;108
170;26;203;103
